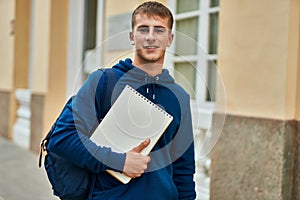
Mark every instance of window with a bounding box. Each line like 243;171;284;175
174;62;197;99
82;0;105;74
176;0;199;13
83;0;97;51
167;1;220;199
175;17;198;56
169;0;219;106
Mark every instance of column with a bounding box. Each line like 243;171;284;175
12;0;31;147
210;0;300;199
0;0;16;138
29;0;69;152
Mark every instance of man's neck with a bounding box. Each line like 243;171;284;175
132;60;164;76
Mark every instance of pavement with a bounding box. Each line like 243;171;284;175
0;136;210;200
0;137;58;200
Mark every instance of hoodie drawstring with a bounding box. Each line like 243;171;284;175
144;75;159;100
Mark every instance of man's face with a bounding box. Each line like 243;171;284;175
130;14;174;65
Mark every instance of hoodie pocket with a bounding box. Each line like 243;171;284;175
91;183;128;200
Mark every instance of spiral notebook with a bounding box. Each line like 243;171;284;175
90;85;173;184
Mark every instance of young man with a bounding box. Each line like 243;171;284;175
47;1;196;199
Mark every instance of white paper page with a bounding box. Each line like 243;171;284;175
90;85;173;183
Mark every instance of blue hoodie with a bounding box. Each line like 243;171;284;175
48;58;196;200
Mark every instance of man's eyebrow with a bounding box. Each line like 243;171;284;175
154;25;166;28
136;25;166;29
137;25;149;28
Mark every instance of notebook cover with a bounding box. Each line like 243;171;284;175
90;85;173;183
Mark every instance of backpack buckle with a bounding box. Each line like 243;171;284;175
38;139;47;168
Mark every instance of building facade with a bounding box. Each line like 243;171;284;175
0;0;299;199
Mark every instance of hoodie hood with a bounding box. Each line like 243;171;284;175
113;58;175;99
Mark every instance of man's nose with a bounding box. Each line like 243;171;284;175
145;29;155;41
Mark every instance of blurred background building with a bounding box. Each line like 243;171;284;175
0;0;299;199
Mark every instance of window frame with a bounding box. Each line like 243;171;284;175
167;0;219;128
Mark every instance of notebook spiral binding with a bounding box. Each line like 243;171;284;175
126;85;173;119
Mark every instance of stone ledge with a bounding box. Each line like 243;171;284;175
210;114;297;200
0;90;11;138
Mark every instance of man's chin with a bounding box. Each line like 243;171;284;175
143;57;162;63
145;53;164;61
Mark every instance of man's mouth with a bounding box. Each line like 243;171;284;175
144;46;159;49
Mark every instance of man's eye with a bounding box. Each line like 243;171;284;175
155;28;166;33
138;27;149;33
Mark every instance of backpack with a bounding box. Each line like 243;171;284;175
38;68;119;200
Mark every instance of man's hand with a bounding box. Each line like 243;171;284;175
123;139;151;178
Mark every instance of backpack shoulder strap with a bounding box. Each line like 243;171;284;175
39;97;74;167
39;67;121;167
96;68;120;121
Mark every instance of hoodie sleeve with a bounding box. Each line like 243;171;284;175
47;70;126;173
171;99;196;200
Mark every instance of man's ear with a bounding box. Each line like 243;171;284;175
129;32;135;46
167;32;174;47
